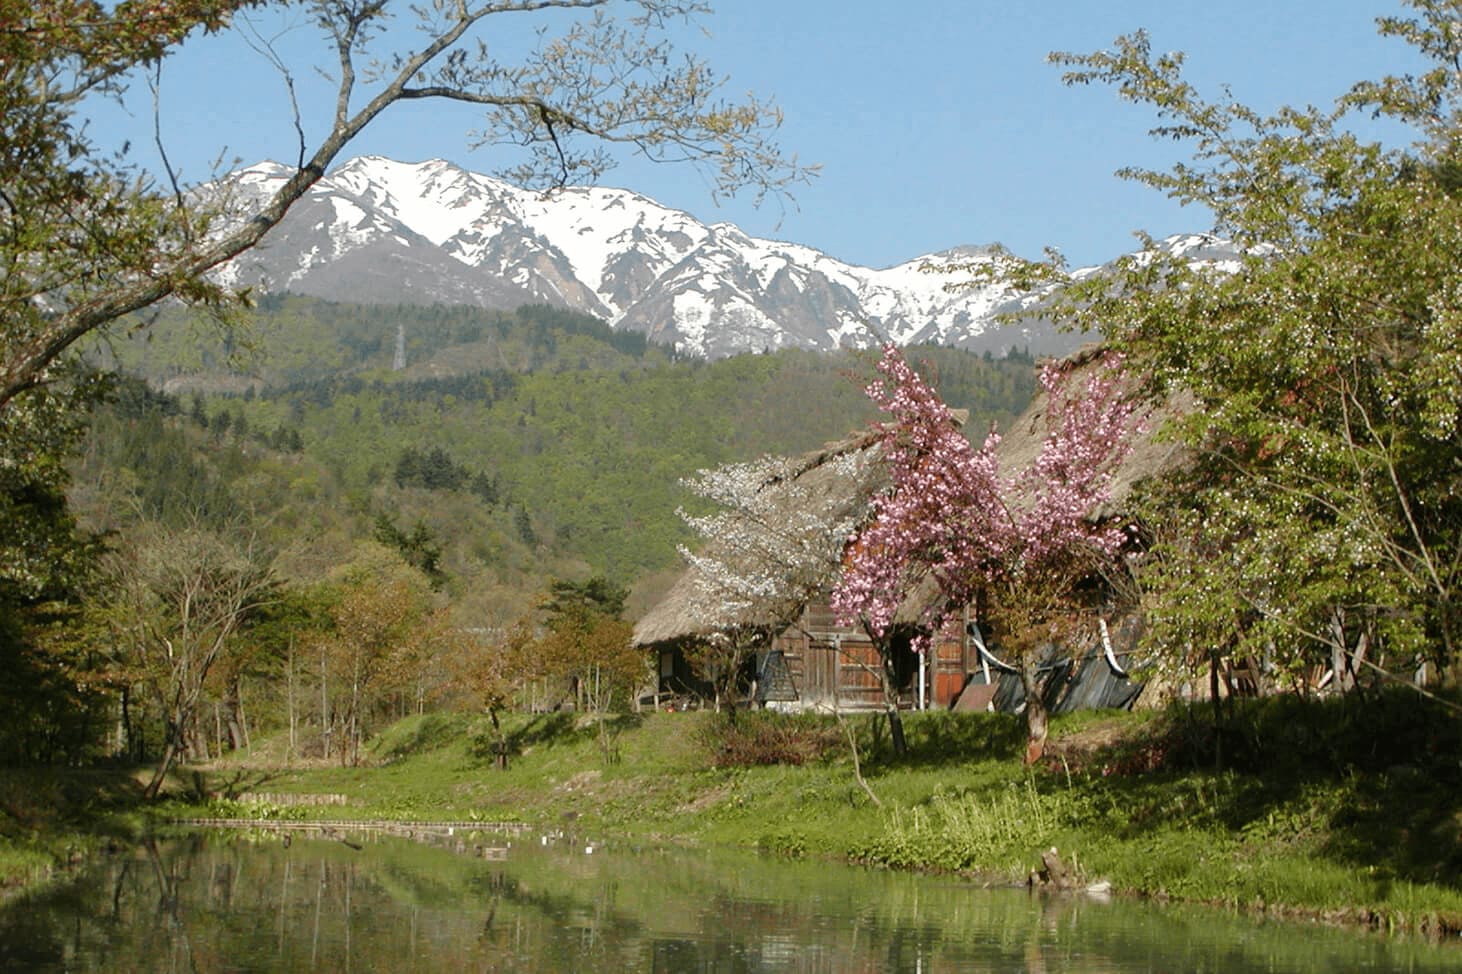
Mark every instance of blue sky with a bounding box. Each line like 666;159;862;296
92;1;1421;270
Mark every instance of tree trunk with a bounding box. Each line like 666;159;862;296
144;717;185;800
886;706;907;757
836;711;881;807
143;745;174;800
877;637;908;757
183;709;207;762
489;707;508;770
1021;653;1048;765
1210;648;1224;771
287;639;297;762
319;646;330;760
223;678;245;752
350;657;361;766
238;680;251;752
715;645;749;724
120;685;136;761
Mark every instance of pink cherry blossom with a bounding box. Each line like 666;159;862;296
832;345;1136;649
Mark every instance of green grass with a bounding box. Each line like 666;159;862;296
7;688;1462;935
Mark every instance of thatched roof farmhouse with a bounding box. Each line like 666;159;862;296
635;347;1190;712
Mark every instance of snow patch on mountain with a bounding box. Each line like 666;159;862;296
210;156;1228;359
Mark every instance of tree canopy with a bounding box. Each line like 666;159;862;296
1012;0;1462;688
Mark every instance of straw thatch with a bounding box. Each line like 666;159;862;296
991;344;1192;518
632;428;890;647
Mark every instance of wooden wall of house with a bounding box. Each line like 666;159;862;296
651;610;1151;715
769;604;974;712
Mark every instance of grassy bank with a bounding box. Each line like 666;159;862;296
0;768;150;900
6;688;1462;935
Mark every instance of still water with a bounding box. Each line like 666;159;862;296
1;830;1458;973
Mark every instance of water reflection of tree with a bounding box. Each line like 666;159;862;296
142;837;200;973
3;838;1455;972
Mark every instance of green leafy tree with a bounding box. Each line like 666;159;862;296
373;512;447;589
1001;2;1462;689
244;584;334;763
0;587;112;766
314;543;444;765
538;608;641;760
0;372;106;603
535;575;642;759
447;620;534;767
540;575;629;622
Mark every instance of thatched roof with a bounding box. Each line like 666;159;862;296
632;429;889;647
992;344;1192;518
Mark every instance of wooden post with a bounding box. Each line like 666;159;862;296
239;680;251;753
287;638;297;762
320;646;330;760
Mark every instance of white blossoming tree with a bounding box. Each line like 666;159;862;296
676;447;880;711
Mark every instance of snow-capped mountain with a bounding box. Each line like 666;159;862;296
212;157;1225;359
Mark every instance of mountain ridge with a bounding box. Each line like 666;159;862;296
212;156;1231;359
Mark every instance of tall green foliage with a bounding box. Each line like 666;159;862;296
1017;2;1462;685
314;545;448;766
0;370;113;765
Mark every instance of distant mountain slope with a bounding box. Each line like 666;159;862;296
102;299;673;392
82;317;1038;616
213;157;1209;360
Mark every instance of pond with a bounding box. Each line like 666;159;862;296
1;829;1457;972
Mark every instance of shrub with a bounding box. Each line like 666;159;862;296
696;711;841;767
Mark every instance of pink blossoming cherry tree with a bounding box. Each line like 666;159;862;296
832;345;1137;762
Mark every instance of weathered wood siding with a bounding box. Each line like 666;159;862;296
769;604;973;711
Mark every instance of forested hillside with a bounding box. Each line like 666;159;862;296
78;298;1038;622
16;300;1034;769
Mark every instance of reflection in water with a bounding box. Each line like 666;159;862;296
0;832;1457;972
